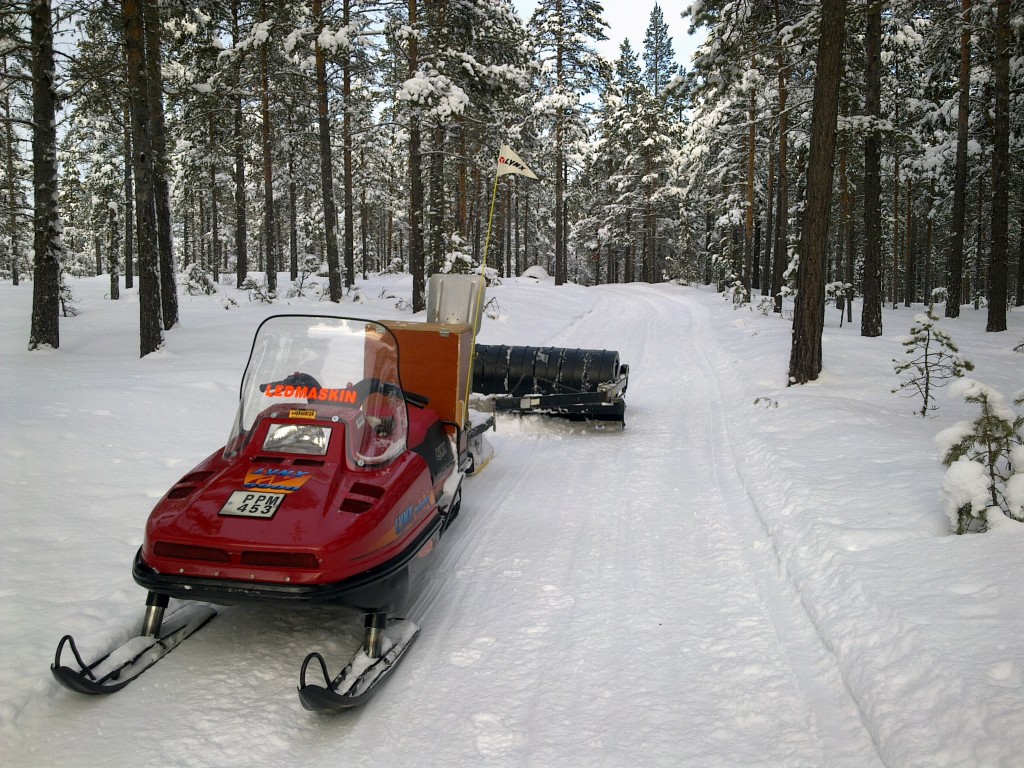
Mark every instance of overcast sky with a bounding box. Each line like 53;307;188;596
512;1;704;69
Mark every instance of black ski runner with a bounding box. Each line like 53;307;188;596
298;619;419;711
51;604;216;694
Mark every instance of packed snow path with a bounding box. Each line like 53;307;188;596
12;279;1020;766
401;284;884;766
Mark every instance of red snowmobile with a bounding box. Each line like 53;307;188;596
52;314;491;710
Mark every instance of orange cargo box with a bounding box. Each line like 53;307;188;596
380;321;474;429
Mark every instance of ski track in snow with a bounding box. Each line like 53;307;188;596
3;277;1023;767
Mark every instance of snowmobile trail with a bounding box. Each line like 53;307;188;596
5;282;893;768
526;283;883;766
305;283;886;767
626;284;886;766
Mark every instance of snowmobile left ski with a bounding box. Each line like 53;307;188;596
51;597;215;694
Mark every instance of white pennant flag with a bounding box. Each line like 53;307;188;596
496;144;538;179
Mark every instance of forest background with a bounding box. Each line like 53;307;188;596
0;0;1021;366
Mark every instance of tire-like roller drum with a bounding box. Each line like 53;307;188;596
473;345;621;397
475;344;509;395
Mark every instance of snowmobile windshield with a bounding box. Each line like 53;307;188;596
224;316;408;468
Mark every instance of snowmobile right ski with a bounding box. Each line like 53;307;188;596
51;602;216;695
297;615;419;711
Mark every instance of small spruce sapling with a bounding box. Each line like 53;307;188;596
935;380;1024;533
892;304;973;416
241;275;275;303
184;262;217;295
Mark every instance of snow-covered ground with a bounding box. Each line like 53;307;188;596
1;272;1022;767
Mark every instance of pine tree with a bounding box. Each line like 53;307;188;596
860;0;884;337
891;304;974;417
124;0;163;355
528;0;607;285
788;0;847;385
945;0;971;319
985;0;1010;333
642;3;676;99
938;380;1024;533
593;40;645;283
29;0;64;350
2;42;31;286
63;3;129;297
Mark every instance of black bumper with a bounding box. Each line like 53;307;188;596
132;517;442;613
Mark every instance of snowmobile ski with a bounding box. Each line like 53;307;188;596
297;617;420;711
51;603;216;695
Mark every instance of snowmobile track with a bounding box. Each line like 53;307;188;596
649;286;885;766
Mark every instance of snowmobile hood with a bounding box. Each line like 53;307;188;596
137;315;444;593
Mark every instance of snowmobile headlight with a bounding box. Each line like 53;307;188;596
262;423;331;455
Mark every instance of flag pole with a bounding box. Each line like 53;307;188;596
463;146;535;439
481;169;501;273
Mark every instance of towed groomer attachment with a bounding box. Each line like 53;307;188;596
427;273;629;429
472;345;628;427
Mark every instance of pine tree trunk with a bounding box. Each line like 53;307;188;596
287;148;296;280
974;169;986;309
745;63;756;294
29;0;61;350
924;181;934;301
232;0;247;289
314;0;342;300
198;194;206;268
208;115;220;281
513;181;520;277
360;188;369;279
845;168;855;325
124;0;163;356
838;134;850;286
108;202;120;300
429;124;445;276
909;174;917;307
861;0;884;337
3;55;19;286
260;0;275;295
788;0;846;385
771;1;788;313
457;128;468;242
892;143;900;308
408;0;425;311
986;0;1009;332
554;0;566;286
1016;198;1024;307
763;140;774;295
123;107;134;289
946;0;971;318
144;0;177;330
342;0;355;288
504;183;512;278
